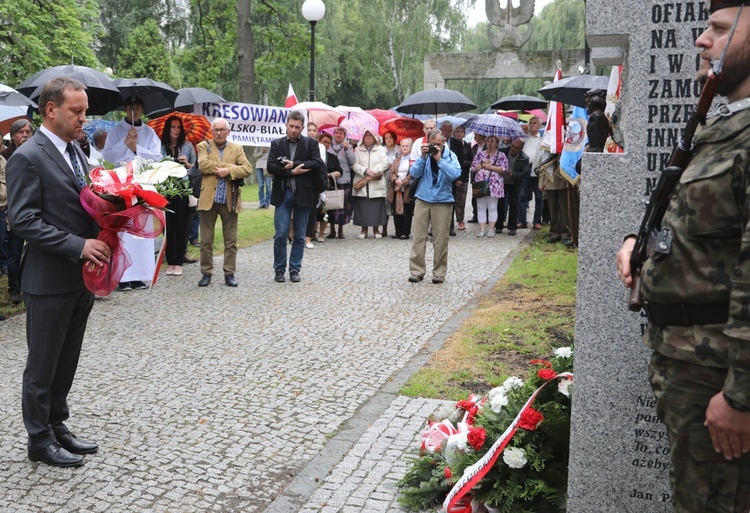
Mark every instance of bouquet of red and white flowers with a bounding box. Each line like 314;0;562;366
80;158;186;296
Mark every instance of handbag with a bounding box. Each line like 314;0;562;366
326;181;345;211
472;180;490;198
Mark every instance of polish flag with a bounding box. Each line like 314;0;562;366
285;83;299;108
542;68;565;154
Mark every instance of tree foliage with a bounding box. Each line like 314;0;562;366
117;19;181;85
96;0;165;70
0;0;102;87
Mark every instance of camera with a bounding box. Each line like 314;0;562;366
276;156;287;165
428;144;439;156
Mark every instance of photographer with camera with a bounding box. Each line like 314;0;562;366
267;111;324;283
407;128;461;284
195;118;252;288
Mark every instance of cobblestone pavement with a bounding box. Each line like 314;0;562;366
0;215;531;513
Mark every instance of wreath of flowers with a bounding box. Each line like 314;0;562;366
398;347;574;513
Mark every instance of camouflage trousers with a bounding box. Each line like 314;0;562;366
648;352;750;513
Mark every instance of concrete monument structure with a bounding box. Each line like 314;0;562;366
568;1;710;511
424;0;585;89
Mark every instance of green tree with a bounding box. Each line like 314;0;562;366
96;0;165;70
117;19;181;85
0;0;102;86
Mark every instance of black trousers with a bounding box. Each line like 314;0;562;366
496;182;520;230
23;287;95;450
393;201;415;237
165;195;190;265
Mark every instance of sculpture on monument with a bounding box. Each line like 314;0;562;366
486;0;535;49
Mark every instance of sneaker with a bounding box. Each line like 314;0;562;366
432;276;445;284
115;282;132;292
486;230;495;238
476;230;485;237
408;274;424;283
131;281;148;290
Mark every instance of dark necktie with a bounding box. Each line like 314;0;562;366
66;143;87;188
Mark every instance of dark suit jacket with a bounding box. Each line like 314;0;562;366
500;148;531;186
6;130;96;295
267;135;324;208
447;137;470;183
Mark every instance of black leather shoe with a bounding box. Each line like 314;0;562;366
274;271;285;283
561;240;575;248
467;217;478;223
130;281;148;290
289;271;301;283
449;230;457;236
225;274;238;287
183;254;198;264
408;274;424;283
57;432;98;455
432;276;445;284
508;230;517;236
9;290;22;304
198;274;211;287
29;442;84;467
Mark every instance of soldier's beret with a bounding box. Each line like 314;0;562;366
709;0;746;13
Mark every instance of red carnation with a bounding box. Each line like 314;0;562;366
519;407;544;430
538;368;557;380
445;467;453;479
467;428;487;451
530;359;553;368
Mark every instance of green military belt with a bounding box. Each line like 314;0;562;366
644;301;729;326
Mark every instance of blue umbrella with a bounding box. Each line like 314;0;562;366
82;119;118;143
461;113;526;140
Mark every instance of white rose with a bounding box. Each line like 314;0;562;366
490;392;508;413
503;447;527;469
553;347;573;358
501;376;523;392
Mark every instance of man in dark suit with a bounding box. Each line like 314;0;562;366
267;110;324;283
6;77;111;467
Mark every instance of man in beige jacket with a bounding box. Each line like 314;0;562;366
196;118;252;287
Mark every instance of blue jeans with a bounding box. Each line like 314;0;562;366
273;187;311;273
256;168;272;206
519;176;543;225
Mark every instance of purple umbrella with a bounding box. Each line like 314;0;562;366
461;114;526;140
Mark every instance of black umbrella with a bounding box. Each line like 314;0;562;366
114;77;179;117
537;75;609;108
148;87;226;117
395;88;477;116
490;94;547;111
16;64;124;115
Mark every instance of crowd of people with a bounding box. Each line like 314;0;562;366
0;100;584;307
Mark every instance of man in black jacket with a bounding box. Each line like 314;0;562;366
496;137;530;236
267;110;324;283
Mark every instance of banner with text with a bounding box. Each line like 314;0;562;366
193;102;306;147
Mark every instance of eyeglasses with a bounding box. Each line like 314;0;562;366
214;128;229;133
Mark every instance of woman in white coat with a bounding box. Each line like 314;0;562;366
351;130;389;239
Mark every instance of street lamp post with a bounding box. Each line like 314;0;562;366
301;0;325;102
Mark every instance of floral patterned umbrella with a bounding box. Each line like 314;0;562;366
147;111;213;147
337;110;379;141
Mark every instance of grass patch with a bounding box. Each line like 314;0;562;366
400;232;577;401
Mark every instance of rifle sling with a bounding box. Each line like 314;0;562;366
644;301;728;326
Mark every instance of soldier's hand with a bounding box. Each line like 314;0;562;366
704;392;750;460
617;237;636;287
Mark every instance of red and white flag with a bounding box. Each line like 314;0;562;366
542;68;564;154
285;83;299;108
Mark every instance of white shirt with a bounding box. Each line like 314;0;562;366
102;119;162;165
38;125;81;174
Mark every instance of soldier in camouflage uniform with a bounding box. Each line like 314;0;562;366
617;2;750;511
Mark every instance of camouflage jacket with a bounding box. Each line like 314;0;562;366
641;107;750;408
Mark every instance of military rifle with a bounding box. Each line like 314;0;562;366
627;60;724;311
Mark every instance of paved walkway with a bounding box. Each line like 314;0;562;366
0;216;531;513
